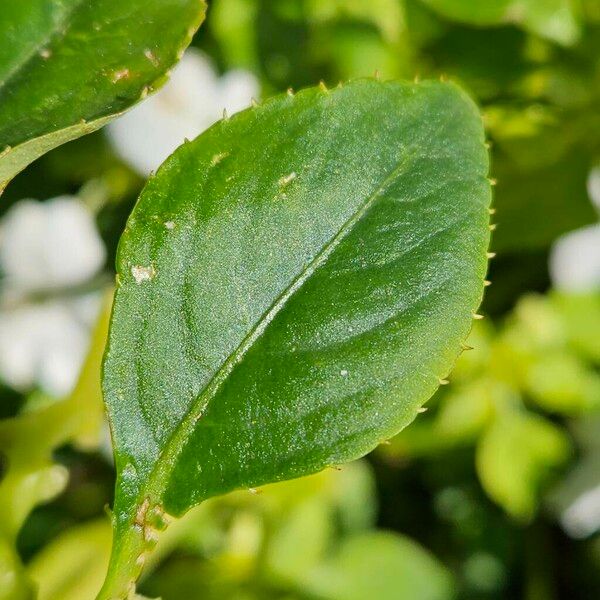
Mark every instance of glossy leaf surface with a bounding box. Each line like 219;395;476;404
0;0;206;191
101;79;491;597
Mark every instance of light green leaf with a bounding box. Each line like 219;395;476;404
420;0;580;45
304;532;455;600
27;520;112;600
0;0;206;191
100;79;491;598
0;294;112;600
476;411;571;520
210;0;259;70
306;0;406;43
420;0;513;24
434;379;497;442
525;352;600;415
553;293;600;364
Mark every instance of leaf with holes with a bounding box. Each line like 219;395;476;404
0;0;206;192
99;79;492;598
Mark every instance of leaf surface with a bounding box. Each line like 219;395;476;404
100;79;491;597
0;0;206;191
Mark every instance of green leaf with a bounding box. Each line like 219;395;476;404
100;79;491;598
420;0;580;45
304;532;456;600
27;520;112;600
0;294;111;600
476;410;571;520
0;0;206;191
553;293;600;364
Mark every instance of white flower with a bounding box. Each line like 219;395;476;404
0;197;106;397
561;484;600;539
107;49;260;176
587;167;600;212
549;224;600;292
549;168;600;292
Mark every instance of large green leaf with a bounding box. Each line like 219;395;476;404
99;79;491;598
0;0;206;191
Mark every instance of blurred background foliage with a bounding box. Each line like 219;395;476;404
1;1;599;599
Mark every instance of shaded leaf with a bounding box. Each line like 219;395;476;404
0;0;206;191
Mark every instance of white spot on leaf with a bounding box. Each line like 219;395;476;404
211;152;229;166
131;265;155;284
144;49;159;66
112;68;130;83
279;172;297;187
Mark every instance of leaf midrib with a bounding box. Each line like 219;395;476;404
139;152;415;506
0;0;87;95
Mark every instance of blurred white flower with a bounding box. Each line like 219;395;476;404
587;167;600;212
561;484;600;539
0;197;106;397
549;224;600;292
107;49;260;176
549;168;600;292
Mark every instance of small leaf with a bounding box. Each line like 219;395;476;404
100;79;491;597
476;411;571;520
0;0;206;191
